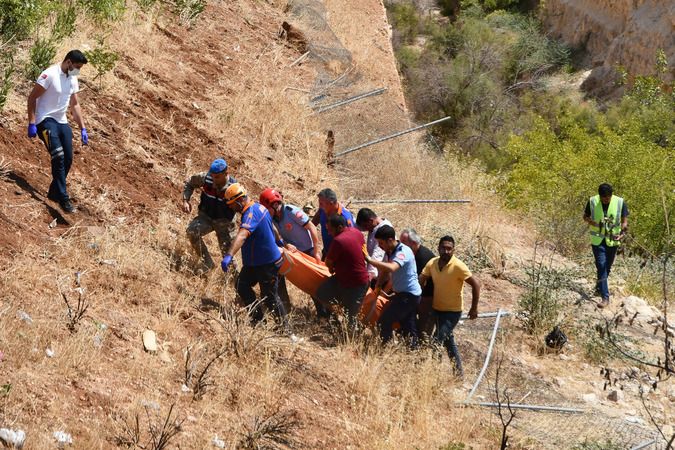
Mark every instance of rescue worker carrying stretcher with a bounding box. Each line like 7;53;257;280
259;187;322;311
221;183;288;329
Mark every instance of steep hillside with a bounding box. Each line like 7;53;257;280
542;0;674;95
0;0;672;448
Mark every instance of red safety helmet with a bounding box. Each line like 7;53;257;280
259;188;283;208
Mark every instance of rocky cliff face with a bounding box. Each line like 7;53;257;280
542;0;674;96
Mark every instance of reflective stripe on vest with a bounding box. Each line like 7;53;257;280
589;195;623;247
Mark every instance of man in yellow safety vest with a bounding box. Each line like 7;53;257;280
583;183;629;308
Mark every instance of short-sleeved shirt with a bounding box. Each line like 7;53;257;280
422;256;472;312
274;204;313;252
386;242;422;296
319;204;354;253
240;202;282;267
415;245;435;297
365;219;392;278
35;64;79;125
584;199;629;218
325;227;369;288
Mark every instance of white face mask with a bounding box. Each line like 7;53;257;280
68;67;80;77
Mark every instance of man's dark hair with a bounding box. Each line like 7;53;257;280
598;183;613;197
374;224;396;240
439;235;455;246
327;213;347;229
318;188;337;203
64;50;88;65
356;208;377;226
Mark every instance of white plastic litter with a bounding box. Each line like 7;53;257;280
53;430;72;446
212;435;225;448
0;428;26;448
45;348;55;358
16;311;32;324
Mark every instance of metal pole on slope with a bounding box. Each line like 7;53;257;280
350;199;471;205
629;439;656;450
469;402;584;414
465;308;503;403
313;87;387;113
333;116;452;158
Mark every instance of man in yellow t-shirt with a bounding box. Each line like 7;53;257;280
420;235;480;377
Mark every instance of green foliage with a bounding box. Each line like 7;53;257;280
503;97;674;254
0;52;14;111
460;0;521;14
0;0;50;41
79;0;125;23
517;248;570;335
24;37;56;81
386;2;419;44
571;439;623;450
502;17;569;82
439;442;466;450
174;0;206;27
395;46;419;72
84;36;119;86
51;2;78;42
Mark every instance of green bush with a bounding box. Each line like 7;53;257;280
0;0;49;41
25;37;56;81
79;0;125;23
174;0;206;27
0;52;14;111
386;2;419;44
571;439;623;450
84;37;119;86
51;3;78;42
517;252;570;335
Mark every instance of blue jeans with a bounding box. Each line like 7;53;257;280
592;242;618;299
434;310;463;375
37;118;73;202
378;292;420;346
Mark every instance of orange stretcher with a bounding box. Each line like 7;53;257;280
278;249;392;326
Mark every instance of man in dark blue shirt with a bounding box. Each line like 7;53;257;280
221;183;287;327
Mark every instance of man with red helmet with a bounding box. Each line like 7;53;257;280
259;188;321;262
260;187;321;312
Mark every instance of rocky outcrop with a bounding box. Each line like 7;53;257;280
542;0;674;96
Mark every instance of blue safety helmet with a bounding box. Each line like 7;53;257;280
210;158;228;174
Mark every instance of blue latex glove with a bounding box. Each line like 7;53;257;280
81;128;88;145
221;254;233;272
27;123;37;138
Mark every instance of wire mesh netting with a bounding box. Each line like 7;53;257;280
286;3;668;448
458;316;666;449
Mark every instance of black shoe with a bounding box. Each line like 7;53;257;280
59;199;76;213
47;192;60;202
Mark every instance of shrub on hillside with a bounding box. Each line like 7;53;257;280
503;74;674;255
79;0;125;22
24;37;56;81
0;0;50;41
517;246;570;336
386;2;421;46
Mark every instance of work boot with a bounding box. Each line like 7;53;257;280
597;297;610;309
59;199;76;214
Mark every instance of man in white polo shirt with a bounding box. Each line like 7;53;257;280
27;50;89;213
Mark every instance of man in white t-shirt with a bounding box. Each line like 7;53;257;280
27;50;89;213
